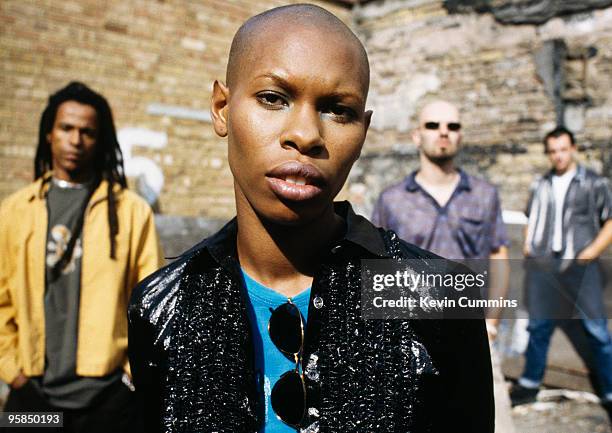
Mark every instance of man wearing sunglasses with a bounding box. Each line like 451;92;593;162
373;100;508;264
128;6;494;433
372;100;514;432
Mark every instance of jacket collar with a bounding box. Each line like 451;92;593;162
543;164;585;182
187;201;389;265
28;172;119;208
404;168;471;192
336;201;388;257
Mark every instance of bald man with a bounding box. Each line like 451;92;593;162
129;8;494;433
373;101;508;261
373;100;514;431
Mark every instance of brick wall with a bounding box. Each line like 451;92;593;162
0;0;350;217
2;0;611;219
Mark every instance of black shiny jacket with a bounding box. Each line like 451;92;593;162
128;202;494;433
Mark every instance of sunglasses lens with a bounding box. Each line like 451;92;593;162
269;302;303;355
424;121;461;131
271;371;306;426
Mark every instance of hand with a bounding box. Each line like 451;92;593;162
485;318;498;341
576;246;598;263
11;372;28;389
523;243;531;257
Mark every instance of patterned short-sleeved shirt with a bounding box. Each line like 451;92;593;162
372;169;509;260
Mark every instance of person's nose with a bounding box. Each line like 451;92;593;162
69;129;82;147
439;123;449;137
280;104;324;156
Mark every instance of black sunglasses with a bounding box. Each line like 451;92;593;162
423;121;461;132
268;300;307;427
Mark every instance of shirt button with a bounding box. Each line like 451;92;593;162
313;296;324;309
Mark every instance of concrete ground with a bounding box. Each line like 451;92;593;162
512;393;611;432
499;316;612;432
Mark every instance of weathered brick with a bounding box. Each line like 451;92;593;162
2;0;610;221
351;1;612;218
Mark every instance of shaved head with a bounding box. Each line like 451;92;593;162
210;3;373;228
419;100;459;124
413;99;462;164
226;4;369;92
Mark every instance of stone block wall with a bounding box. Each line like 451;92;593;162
349;0;612;218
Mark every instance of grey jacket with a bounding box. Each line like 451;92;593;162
525;165;612;259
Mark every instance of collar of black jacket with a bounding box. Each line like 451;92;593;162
181;201;389;266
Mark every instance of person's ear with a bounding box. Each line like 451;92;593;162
352;110;373;161
412;128;422;148
211;80;230;138
364;110;373;133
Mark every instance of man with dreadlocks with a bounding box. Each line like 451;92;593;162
0;81;163;432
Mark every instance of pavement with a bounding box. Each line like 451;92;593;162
512;394;611;433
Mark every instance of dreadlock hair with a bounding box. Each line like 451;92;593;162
35;81;127;279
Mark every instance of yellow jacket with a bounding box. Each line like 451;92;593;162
0;176;164;384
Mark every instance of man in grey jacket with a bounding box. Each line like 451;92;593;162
511;126;612;419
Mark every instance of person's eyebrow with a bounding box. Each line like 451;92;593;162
323;91;365;106
253;72;297;95
254;72;365;105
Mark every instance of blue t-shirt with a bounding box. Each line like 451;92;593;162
241;270;311;433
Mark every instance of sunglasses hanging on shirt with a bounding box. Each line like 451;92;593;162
268;299;307;427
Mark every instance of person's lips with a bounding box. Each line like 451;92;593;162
64;152;83;162
266;161;326;201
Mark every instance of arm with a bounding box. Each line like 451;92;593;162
132;203;164;284
439;319;495;432
126;252;186;433
485;189;511;337
0;201;22;386
577;219;612;261
523;179;538;257
411;315;494;432
0;285;24;387
371;193;386;227
577;177;612;261
486;246;509;339
124;199;164;376
128;300;164;433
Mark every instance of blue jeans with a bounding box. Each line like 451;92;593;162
521;259;612;397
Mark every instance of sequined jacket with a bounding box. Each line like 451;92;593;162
128;202;494;433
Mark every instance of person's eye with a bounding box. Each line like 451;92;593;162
82;129;96;139
256;92;288;108
324;104;357;123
